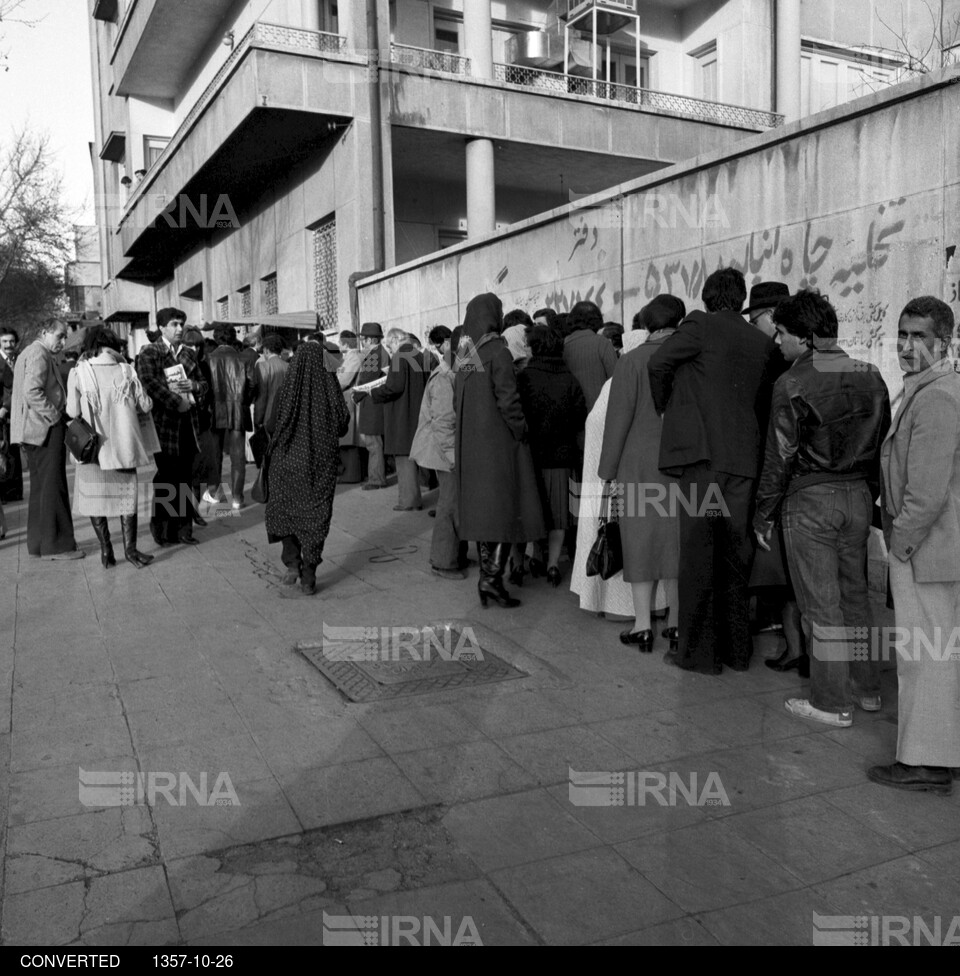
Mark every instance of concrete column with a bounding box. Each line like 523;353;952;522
775;0;801;121
301;0;320;32
466;138;495;238
463;0;493;80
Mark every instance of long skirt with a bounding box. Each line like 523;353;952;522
74;464;138;517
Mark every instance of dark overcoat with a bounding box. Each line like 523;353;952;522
371;343;427;456
455;330;546;543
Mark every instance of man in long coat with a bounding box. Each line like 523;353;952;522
648;268;777;674
371;328;428;511
869;296;960;795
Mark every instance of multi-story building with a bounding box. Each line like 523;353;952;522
87;0;944;340
64;224;103;328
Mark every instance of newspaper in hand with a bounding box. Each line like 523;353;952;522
352;368;390;395
164;364;196;405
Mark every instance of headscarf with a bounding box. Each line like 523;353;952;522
461;293;503;346
622;329;648;353
265;342;349;565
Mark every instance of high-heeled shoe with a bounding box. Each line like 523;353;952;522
90;517;116;568
546;566;561;588
764;649;801;672
478;543;521;609
620;628;653;652
528;558;545;579
662;626;679;651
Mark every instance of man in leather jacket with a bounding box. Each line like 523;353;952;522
207;324;257;509
754;289;891;728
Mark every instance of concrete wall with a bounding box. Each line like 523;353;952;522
357;69;960;400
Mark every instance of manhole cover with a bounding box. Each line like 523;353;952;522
296;622;528;702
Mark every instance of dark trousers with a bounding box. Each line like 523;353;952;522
676;465;756;673
1;424;24;501
22;421;76;556
281;535;317;586
783;481;880;711
152;444;196;542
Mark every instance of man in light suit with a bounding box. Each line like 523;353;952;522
11;320;83;558
869;296;960;795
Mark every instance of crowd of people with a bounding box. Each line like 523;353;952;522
1;268;958;793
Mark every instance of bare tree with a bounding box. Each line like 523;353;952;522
0;0;38;71
877;0;960;75
0;128;73;334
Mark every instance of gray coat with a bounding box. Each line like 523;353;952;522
881;359;960;583
11;341;65;446
598;330;679;581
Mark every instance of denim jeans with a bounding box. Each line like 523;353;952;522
212;428;247;504
782;480;880;712
361;434;386;486
395;456;422;509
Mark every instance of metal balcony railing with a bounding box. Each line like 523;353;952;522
121;21;348;219
390;43;471;75
495;62;783;128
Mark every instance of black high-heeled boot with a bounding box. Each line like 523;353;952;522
90;517;116;568
121;515;154;569
478;543;520;608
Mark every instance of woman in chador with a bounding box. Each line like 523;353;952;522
67;326;156;568
455;292;545;608
264;342;349;596
597;296;685;651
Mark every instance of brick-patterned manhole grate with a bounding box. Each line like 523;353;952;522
296;623;528;702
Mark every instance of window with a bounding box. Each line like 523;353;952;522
238;286;251;318
311;215;338;330
434;13;461;53
143;135;170;170
600;50;650;93
690;42;718;102
261;274;278;316
216;296;229;321
800;42;900;116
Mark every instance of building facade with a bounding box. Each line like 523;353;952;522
87;0;947;338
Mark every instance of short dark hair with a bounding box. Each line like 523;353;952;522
899;296;955;342
636;295;687;334
0;327;19;343
533;307;557;328
555;312;572;337
771;289;838;341
702;268;747;313
503;309;533;330
156;307;186;328
428;325;452;347
339;329;356;341
569;301;604;334
262;334;285;355
528;324;564;359
213;324;237;346
81;325;124;356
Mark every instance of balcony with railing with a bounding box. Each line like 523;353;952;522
389;44;783;130
121;22;348;220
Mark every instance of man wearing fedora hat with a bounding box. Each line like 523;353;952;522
744;281;791;338
355;322;390;490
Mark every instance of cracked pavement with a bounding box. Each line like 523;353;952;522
1;470;959;945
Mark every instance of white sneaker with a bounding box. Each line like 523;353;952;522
231;501;243;511
856;695;881;712
784;697;853;727
201;490;221;505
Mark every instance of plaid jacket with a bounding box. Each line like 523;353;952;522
137;340;207;456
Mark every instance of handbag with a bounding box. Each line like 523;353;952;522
249;425;269;468
65;362;101;464
65;414;100;464
585;495;623;580
251;437;273;503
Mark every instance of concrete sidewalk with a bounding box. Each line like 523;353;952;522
1;468;958;946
